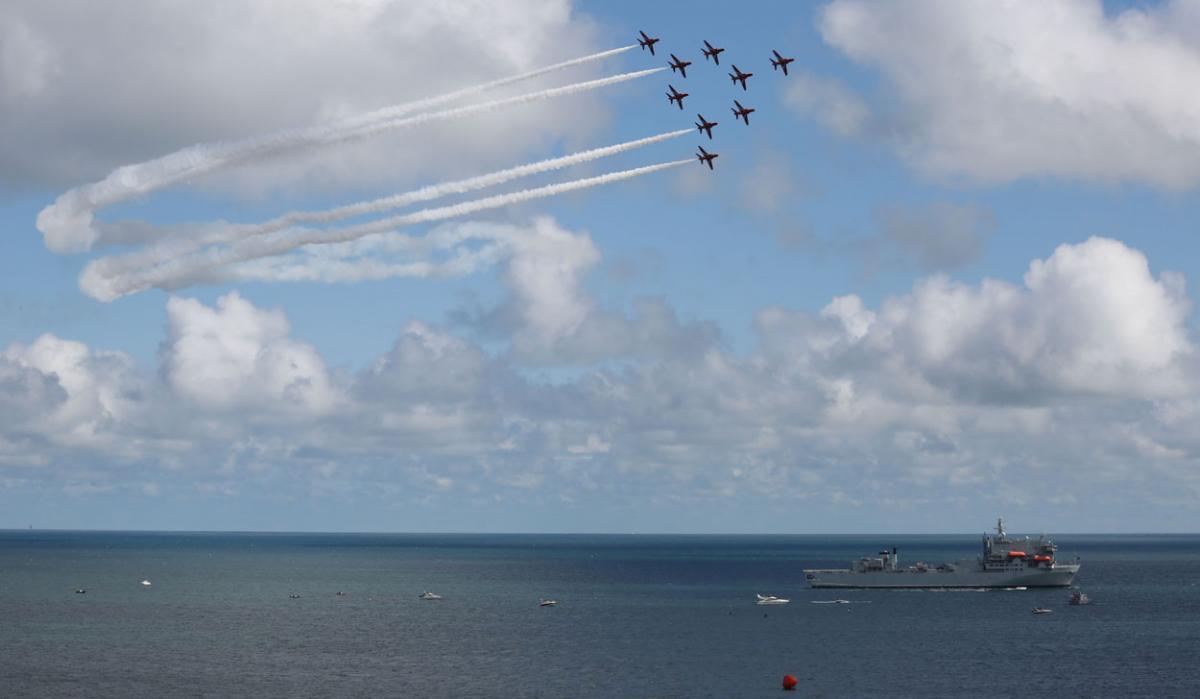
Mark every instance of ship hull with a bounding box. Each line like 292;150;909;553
805;565;1079;589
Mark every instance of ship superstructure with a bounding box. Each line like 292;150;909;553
804;519;1080;589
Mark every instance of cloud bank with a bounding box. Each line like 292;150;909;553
3;228;1197;528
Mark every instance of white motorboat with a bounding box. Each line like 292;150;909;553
756;594;790;605
419;591;443;600
539;599;558;607
1069;590;1091;605
141;580;152;587
1032;606;1052;614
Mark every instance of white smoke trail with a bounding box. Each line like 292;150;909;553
336;45;636;133
91;129;692;278
227;236;513;284
37;58;658;253
82;159;691;300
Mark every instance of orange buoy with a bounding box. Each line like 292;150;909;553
782;674;798;691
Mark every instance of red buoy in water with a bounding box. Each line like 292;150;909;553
782;674;798;691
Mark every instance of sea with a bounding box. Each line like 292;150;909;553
1;531;1197;698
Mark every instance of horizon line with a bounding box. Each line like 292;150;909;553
4;527;1198;536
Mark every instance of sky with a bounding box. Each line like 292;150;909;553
2;0;1200;533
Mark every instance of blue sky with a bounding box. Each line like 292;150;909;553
2;0;1200;533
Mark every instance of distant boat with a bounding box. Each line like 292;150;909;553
1032;607;1052;614
335;591;348;597
289;593;301;599
74;588;86;594
1069;591;1091;605
805;519;1078;589
141;580;152;587
539;599;558;607
419;591;443;600
756;594;790;605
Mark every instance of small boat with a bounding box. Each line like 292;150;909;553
335;591;347;597
1069;591;1091;605
418;591;443;600
141;580;152;587
1032;607;1052;614
74;589;86;594
289;593;301;599
756;594;790;605
539;599;558;607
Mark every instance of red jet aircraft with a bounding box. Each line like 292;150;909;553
770;50;795;76
701;40;725;65
732;100;755;125
695;114;718;139
729;64;753;90
638;30;660;56
668;54;692;78
666;84;688;110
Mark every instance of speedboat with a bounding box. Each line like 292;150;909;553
1069;591;1091;605
419;591;443;600
289;593;301;599
1032;607;1052;614
74;588;86;594
756;594;790;605
539;599;558;607
141;580;152;587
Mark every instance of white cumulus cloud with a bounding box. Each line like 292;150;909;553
1;0;605;192
819;0;1200;188
163;292;339;415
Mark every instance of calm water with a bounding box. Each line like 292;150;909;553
1;531;1197;698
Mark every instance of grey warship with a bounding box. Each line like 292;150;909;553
804;519;1079;589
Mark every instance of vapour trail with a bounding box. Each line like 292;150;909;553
335;45;636;133
91;129;693;278
83;159;692;300
37;59;658;254
225;234;514;284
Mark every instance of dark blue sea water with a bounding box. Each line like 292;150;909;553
1;531;1197;698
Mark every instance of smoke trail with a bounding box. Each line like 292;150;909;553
336;45;636;133
226;235;513;284
37;59;658;253
92;129;693;278
82;160;691;300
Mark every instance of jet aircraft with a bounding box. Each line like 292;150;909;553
701;40;725;65
694;114;718;139
770;50;795;76
729;64;753;90
666;84;688;110
668;54;692;78
696;146;719;170
638;30;660;55
732;100;755;125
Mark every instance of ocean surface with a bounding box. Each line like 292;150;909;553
1;531;1197;698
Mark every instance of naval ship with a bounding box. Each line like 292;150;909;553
804;519;1079;589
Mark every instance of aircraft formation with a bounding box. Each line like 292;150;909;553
638;31;792;172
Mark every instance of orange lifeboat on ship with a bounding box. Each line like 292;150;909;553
1007;551;1027;558
1033;555;1052;562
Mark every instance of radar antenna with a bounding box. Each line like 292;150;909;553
997;517;1006;538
